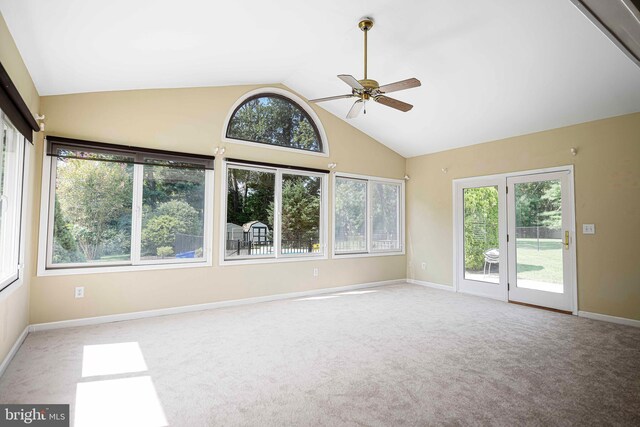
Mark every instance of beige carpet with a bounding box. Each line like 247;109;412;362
1;283;639;426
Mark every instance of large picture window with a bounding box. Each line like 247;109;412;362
224;89;327;155
0;112;26;290
42;137;214;272
223;160;327;262
334;175;404;256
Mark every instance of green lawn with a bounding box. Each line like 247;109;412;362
516;238;563;284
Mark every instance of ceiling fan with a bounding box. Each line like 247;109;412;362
310;18;421;118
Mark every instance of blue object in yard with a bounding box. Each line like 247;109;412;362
176;250;196;258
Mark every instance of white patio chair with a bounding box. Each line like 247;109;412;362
484;248;499;275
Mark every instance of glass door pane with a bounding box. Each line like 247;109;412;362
513;179;563;293
463;186;500;283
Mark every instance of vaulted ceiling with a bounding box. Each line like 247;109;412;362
2;0;639;157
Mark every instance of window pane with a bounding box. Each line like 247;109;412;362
463;186;500;283
334;178;366;253
226;95;322;152
281;174;321;255
0;121;22;286
141;164;205;261
225;167;275;259
52;157;133;264
514;180;563;292
371;182;401;251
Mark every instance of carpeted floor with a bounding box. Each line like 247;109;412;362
1;283;639;426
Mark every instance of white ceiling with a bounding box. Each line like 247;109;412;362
2;0;640;157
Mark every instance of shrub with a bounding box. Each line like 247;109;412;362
156;200;200;235
141;200;201;255
156;246;174;258
142;215;180;254
463;187;499;271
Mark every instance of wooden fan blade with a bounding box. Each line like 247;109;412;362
309;94;355;103
375;95;413;112
378;78;421;94
338;74;364;90
346;100;364;118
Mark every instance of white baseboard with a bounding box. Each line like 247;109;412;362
0;326;29;378
407;279;455;292
578;311;640;328
29;279;405;332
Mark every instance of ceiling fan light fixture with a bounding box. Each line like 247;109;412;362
309;18;421;119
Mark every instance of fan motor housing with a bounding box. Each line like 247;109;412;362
358;79;379;90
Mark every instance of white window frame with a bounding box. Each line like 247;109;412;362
332;172;405;259
219;161;329;266
37;141;214;276
221;87;330;157
0;112;28;294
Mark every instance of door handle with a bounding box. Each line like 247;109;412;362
564;230;569;249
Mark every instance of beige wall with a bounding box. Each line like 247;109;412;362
3;10;637;333
407;112;640;320
32;85;407;323
0;13;40;362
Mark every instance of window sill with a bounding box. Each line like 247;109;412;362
37;260;212;277
219;254;328;266
331;251;405;259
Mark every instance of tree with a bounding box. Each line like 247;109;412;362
335;179;366;246
52;198;85;263
540;181;562;229
226;168;275;230
227;96;321;151
371;183;400;240
463;187;499;270
268;176;320;243
141;200;200;255
143;165;205;213
55;158;133;261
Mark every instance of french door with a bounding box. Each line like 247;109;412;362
455;177;507;300
455;168;576;312
506;171;575;311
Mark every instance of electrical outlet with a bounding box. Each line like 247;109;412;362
75;287;84;299
313;268;319;277
421;262;426;270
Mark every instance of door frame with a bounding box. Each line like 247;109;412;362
452;165;578;314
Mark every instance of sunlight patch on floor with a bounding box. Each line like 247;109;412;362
75;376;167;427
82;342;148;377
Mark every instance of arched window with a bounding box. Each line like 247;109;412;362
225;91;325;154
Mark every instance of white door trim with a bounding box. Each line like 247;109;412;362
452;165;577;314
